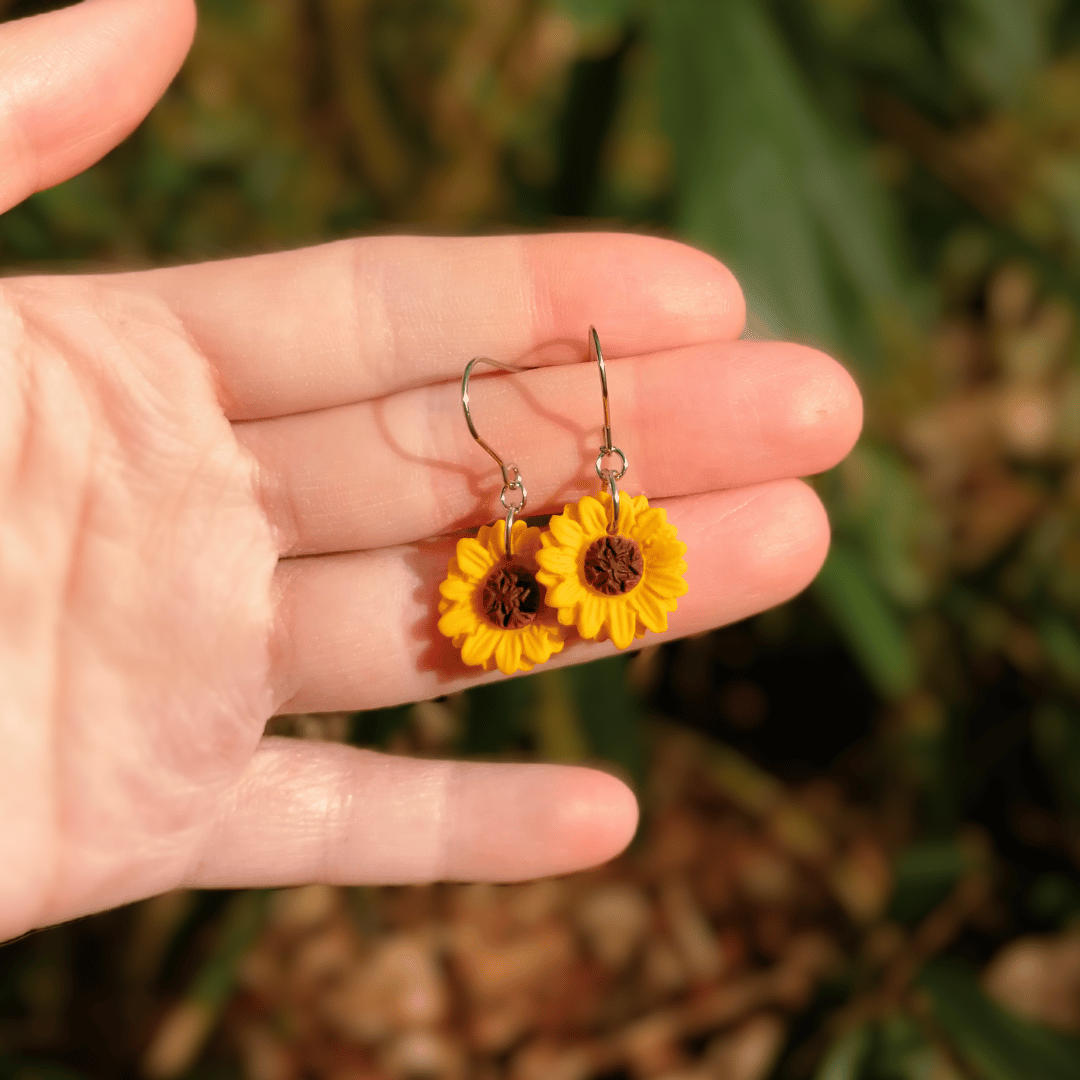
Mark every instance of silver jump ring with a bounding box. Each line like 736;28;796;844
499;477;527;514
594;447;628;483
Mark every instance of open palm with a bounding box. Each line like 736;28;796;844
0;0;862;942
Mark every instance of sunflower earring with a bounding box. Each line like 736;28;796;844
437;357;567;675
535;327;688;650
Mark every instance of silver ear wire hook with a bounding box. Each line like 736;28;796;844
462;356;528;558
591;326;628;533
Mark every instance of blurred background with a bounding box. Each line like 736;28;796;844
3;0;1080;1077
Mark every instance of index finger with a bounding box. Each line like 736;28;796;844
124;233;745;420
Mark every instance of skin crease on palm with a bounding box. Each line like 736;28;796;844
0;0;863;943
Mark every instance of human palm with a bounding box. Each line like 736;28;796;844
0;0;862;942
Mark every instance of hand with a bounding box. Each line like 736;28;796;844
0;0;862;941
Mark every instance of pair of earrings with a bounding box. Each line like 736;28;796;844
437;328;688;676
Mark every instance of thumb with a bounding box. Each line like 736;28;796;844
0;0;196;214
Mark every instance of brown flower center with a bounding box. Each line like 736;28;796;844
480;563;541;629
584;535;644;595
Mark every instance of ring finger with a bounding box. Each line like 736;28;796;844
271;478;830;713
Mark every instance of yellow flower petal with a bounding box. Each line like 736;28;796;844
633;507;671;542
643;555;687;580
461;625;497;667
579;594;605;640
630;588;669;634
495;632;524;675
521;629;550;665
475;522;501;556
523;624;563;665
535;547;578;575
615;494;646;534
644;536;687;563
608;600;637;649
515;525;544;561
547;578;585;608
646;570;689;598
439;576;475;602
576;495;609;537
645;560;688;583
657;588;681;612
456;536;495;579
548;513;584;547
438;605;475;637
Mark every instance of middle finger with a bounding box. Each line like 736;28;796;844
237;339;860;556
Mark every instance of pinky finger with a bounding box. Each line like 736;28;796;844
271;478;831;714
187;740;639;887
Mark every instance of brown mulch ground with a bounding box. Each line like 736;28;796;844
140;724;929;1080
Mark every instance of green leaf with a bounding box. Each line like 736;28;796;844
532;668;591;763
0;1059;91;1080
944;0;1047;106
1027;872;1080;926
654;0;920;373
824;444;946;610
528;658;645;781
889;839;972;924
462;678;536;754
870;1014;945;1079
189;890;271;1010
1032;703;1080;814
780;0;956;116
815;1023;872;1080
1039;617;1080;690
350;704;412;747
812;543;919;699
550;0;637;34
566;655;645;782
918;958;1080;1080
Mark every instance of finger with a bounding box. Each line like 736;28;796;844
238;340;860;556
0;0;195;213
271;479;830;713
187;740;638;887
128;233;746;420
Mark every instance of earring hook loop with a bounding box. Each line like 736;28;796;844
590;326;628;533
462;356;528;557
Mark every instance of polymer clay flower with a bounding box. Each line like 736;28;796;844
536;492;687;649
438;520;566;675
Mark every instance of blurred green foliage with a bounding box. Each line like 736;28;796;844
916;957;1080;1080
4;0;1080;1076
